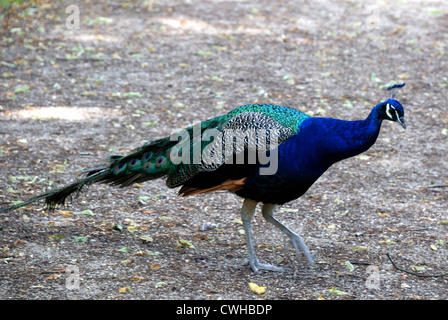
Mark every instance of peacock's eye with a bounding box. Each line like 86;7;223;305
155;156;167;167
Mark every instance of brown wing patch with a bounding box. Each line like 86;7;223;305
179;178;246;197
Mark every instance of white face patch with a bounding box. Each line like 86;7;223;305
385;103;393;119
388;104;399;120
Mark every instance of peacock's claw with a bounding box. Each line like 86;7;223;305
249;260;286;273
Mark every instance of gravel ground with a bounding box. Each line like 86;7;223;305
0;0;447;301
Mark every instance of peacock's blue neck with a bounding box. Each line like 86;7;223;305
279;104;385;174
317;103;385;164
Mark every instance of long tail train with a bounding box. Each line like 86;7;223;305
0;135;179;213
0;168;112;213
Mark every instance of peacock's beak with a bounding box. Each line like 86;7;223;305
397;116;406;130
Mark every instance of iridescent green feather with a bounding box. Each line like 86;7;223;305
227;104;309;133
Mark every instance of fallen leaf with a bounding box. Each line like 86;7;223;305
412;265;425;272
370;72;382;83
131;274;146;282
249;282;266;295
134;109;146;115
7;187;20;194
209;75;223;82
357;155;370;160
140;235;153;242
47;274;61;280
87;16;113;24
113;223;123;232
72;237;88;243
283;75;295;85
428;9;442;15
123;92;143;98
112;52;122;59
196;50;212;56
78;209;94;216
352;246;368;251
118;286;131;293
80;91;97;97
143;121;158;127
279;208;299;213
14;240;26;246
59;210;73;217
49;234;66;241
345;260;355;272
155;282;167;288
176;239;194;249
132;251;149;257
328;288;349;295
14;85;30;94
343;99;354;108
172;101;186;108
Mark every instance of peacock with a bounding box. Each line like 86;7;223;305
0;83;406;273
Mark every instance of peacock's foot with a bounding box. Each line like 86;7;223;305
288;234;316;268
248;259;286;273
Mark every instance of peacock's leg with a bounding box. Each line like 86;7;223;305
240;199;285;273
261;203;315;267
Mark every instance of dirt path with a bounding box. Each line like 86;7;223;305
0;0;447;300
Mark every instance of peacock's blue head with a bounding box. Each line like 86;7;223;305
379;83;406;129
382;99;406;130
